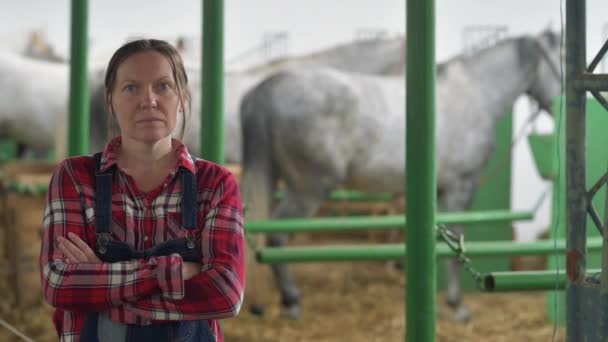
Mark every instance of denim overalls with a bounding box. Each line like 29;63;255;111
79;152;216;342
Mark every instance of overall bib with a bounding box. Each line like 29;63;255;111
79;152;215;342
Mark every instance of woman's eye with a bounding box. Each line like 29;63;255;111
123;84;137;92
159;82;171;91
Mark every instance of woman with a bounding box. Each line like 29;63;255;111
39;39;245;342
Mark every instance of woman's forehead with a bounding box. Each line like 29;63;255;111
116;51;175;81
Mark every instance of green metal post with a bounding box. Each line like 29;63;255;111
406;0;436;341
602;163;608;336
565;1;587;339
201;0;224;163
68;0;89;156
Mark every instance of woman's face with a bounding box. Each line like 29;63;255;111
109;51;180;144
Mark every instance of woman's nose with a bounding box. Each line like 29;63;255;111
140;86;158;109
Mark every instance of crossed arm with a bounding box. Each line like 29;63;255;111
57;232;201;280
40;160;245;321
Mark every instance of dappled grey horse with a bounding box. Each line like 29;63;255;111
240;31;562;321
89;36;406;162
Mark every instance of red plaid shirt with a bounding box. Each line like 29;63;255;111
40;137;245;342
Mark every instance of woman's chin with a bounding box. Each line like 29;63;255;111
136;132;172;144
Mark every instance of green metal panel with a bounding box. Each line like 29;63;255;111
436;114;513;290
546;97;608;325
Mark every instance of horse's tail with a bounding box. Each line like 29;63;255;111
239;73;282;314
240;76;280;222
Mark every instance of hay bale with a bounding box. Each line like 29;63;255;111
0;161;56;308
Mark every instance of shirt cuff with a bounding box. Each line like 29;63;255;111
156;254;185;300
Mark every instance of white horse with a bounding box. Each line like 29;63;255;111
239;31;563;321
0;50;108;158
89;36;406;162
0;52;67;154
0;35;405;159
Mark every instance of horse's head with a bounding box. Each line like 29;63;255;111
525;30;563;114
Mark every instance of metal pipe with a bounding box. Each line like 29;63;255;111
405;0;436;339
245;209;533;233
68;0;89;157
201;0;224;163
601;164;608;335
573;74;608;91
565;1;588;339
274;190;394;202
483;269;601;292
256;238;603;264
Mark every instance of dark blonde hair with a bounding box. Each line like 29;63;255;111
104;39;191;140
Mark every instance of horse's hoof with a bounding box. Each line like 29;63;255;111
390;260;404;271
452;305;471;323
280;304;301;320
249;304;266;317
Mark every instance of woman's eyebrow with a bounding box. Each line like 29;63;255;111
118;76;173;84
156;75;174;82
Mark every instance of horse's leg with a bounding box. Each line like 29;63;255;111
441;178;477;323
267;190;325;319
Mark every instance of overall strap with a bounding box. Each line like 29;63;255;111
180;154;198;231
93;152;113;235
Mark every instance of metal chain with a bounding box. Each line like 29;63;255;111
436;224;485;289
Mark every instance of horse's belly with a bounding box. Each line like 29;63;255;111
348;158;405;193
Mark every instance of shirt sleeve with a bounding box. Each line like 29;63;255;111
118;171;246;321
39;159;186;312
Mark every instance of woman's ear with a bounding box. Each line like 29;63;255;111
105;90;112;111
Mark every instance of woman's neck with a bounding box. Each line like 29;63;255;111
118;136;175;171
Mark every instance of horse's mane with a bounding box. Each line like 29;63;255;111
436;36;521;78
244;36;405;74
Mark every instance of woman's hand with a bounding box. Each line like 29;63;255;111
182;262;201;280
57;232;102;264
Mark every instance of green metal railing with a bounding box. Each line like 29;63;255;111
245;209;533;234
274;190;393;202
483;269;601;292
256;237;603;264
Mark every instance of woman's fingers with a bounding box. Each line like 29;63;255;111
67;232;101;263
57;237;83;263
57;234;101;264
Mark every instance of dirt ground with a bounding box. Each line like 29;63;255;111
222;232;565;342
224;264;565;342
0;231;566;342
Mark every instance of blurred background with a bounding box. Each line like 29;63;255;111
1;1;607;341
3;0;608;243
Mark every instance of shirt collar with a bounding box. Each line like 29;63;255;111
100;136;196;174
